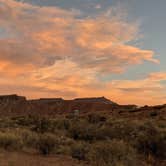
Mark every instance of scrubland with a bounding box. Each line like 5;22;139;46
0;113;165;166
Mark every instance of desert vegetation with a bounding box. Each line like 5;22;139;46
0;113;165;166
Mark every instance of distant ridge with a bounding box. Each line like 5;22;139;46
0;94;119;117
38;98;64;103
0;95;116;104
74;96;117;105
30;96;117;105
0;94;165;118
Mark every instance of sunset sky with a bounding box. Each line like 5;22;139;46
0;0;165;105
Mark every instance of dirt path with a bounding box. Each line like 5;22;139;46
0;151;85;166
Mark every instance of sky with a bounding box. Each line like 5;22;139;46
0;0;165;105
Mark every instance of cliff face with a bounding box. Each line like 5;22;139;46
0;94;165;118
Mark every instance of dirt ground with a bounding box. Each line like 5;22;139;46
0;151;85;166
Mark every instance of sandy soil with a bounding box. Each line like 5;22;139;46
0;151;85;166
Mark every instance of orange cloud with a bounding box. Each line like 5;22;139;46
0;0;164;105
0;0;158;73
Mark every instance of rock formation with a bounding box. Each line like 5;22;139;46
0;94;165;118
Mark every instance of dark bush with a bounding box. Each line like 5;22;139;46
20;129;39;148
95;120;138;140
52;118;71;130
12;116;42;127
150;111;158;117
88;140;139;166
0;132;23;150
155;132;166;158
0;118;17;128
68;121;98;141
87;113;106;124
32;118;52;133
71;142;89;160
37;134;57;155
135;130;166;159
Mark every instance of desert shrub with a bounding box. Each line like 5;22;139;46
56;145;71;155
94;121;138;141
100;119;161;142
65;114;76;119
51;118;71;130
87;113;106;124
0;132;23;150
70;142;89;160
32;118;71;133
95;126;114;140
135;132;156;156
57;136;74;146
88;140;139;166
19;129;39;148
105;120;166;159
155;132;166;158
49;135;74;155
12;116;39;126
156;120;166;128
37;133;57;155
0;118;17;128
32;118;52;133
68;119;144;141
68;121;99;141
134;129;166;159
150;111;158;117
